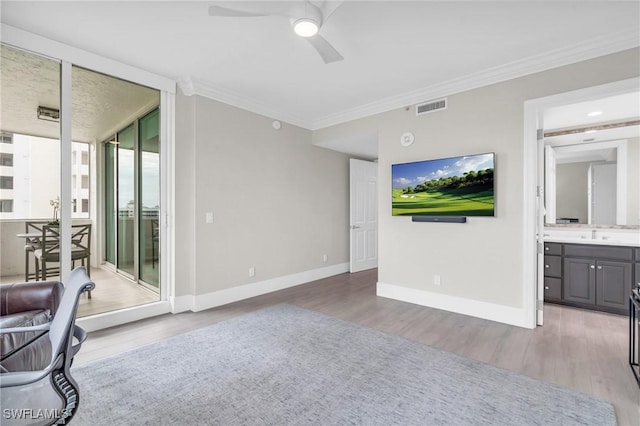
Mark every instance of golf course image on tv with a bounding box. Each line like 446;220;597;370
392;152;495;217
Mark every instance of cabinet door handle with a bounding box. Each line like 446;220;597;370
597;265;602;270
545;265;549;268
590;265;595;269
545;247;549;251
545;286;550;290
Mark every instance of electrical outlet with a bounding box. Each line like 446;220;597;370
205;212;214;224
323;254;328;263
433;275;441;286
249;267;255;277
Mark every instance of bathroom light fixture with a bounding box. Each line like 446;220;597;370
37;106;60;122
293;18;319;37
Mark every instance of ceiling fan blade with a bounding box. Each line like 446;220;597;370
306;34;343;64
208;5;266;17
319;1;344;22
209;2;301;18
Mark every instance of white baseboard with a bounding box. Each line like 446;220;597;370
78;263;348;331
377;282;535;329
188;262;349;312
170;295;194;314
77;301;172;332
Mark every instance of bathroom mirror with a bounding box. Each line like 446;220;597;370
542;91;640;227
544;139;638;225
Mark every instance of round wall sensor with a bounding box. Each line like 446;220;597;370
272;120;282;130
400;132;414;147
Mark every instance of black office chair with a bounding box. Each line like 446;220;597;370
0;267;95;426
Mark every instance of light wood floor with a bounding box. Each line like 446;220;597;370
75;268;159;317
75;269;640;425
1;267;159;318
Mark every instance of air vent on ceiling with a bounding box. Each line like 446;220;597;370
416;98;447;116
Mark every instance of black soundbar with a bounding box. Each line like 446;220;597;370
412;216;467;223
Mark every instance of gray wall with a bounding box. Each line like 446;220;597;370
313;47;640;313
174;89;197;297
556;162;590;223
174;94;351;297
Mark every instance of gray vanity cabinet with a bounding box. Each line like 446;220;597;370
543;243;563;301
563;257;596;305
635;248;640;290
595;260;632;310
561;244;634;314
544;242;635;315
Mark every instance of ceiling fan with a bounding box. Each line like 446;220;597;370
208;1;344;64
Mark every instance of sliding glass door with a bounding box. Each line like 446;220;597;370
117;124;135;277
139;109;160;287
104;107;160;290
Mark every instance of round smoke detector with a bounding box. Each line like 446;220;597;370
400;132;414;147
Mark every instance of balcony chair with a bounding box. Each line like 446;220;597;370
23;221;49;282
0;267;95;426
33;224;92;299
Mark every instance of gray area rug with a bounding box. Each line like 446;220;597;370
72;304;616;425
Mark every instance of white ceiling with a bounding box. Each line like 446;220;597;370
1;1;639;156
0;44;160;143
544;91;640;149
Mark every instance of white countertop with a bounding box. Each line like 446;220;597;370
543;237;640;247
543;227;640;247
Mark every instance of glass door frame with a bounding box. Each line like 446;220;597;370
3;24;176;329
103;107;161;292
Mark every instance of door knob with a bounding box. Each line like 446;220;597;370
350;225;360;230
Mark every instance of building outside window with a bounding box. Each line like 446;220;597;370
0;133;90;220
0;199;12;212
0;133;13;144
0;153;13;166
0;176;13;189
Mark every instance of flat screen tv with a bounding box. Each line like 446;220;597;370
392;152;495;217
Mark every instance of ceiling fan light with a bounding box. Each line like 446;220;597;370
294;18;318;37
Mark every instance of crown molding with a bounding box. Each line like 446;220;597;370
310;27;640;130
178;27;639;132
177;76;313;129
176;76;196;96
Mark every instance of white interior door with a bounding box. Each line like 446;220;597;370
537;131;546;325
350;159;378;273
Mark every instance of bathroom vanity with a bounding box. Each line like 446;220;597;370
543;226;640;315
